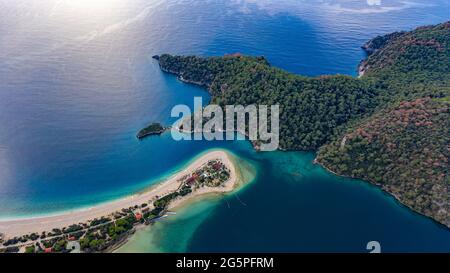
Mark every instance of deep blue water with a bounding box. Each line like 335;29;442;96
0;0;449;252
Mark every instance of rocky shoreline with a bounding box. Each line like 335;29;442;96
357;31;405;77
314;158;449;229
153;23;450;229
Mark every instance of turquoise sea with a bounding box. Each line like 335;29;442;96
0;0;449;252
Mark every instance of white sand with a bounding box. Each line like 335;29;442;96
0;150;237;239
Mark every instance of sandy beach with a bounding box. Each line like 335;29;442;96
0;150;237;239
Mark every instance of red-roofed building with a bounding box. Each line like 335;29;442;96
135;213;142;221
68;236;76;241
186;176;196;185
44;247;52;253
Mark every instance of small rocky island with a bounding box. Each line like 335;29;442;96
136;122;166;139
153;21;450;228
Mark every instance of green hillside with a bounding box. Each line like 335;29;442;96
156;21;450;227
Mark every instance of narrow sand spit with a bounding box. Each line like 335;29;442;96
0;150;236;239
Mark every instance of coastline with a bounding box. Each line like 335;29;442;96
314;157;450;230
0;150;239;240
155;32;450;230
160;57;445;227
113;152;255;253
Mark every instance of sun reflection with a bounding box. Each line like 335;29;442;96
64;0;120;11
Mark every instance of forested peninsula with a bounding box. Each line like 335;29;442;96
155;22;449;227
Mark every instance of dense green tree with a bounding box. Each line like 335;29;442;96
157;21;450;227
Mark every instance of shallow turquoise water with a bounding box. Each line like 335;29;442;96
0;0;449;252
119;151;450;253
